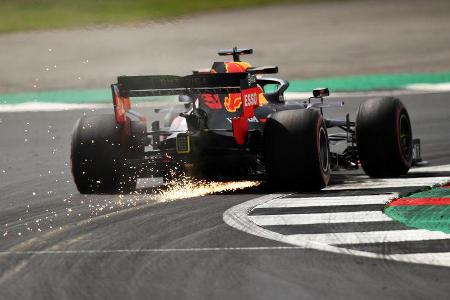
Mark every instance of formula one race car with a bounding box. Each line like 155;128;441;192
71;47;422;194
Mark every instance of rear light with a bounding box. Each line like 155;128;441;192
176;133;190;154
112;84;126;124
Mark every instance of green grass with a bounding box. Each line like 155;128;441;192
0;0;317;33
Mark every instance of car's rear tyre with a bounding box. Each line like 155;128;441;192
356;97;412;177
71;114;146;194
264;109;330;190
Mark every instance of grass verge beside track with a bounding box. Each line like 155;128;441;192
385;184;450;234
0;0;326;33
288;71;450;92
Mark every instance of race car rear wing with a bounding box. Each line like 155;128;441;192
112;73;246;124
115;73;247;97
112;72;261;145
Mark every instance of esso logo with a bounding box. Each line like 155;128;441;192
244;93;258;107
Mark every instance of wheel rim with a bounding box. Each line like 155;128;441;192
319;127;329;173
399;114;412;159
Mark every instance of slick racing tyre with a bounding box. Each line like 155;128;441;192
71;114;146;194
264;109;330;190
356;97;412;177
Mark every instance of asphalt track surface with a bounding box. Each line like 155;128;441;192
1;0;450;298
1;91;450;299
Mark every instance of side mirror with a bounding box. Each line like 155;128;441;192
179;94;192;103
312;88;330;98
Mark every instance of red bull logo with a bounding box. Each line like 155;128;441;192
224;93;242;113
208;61;267;113
225;62;250;73
202;94;222;110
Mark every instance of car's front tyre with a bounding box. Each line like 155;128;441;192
356;97;412;177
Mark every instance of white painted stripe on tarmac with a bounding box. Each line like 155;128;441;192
223;164;450;267
257;194;394;208
286;230;450;245
223;193;450;268
322;164;450;191
405;82;450;92
409;164;450;173
249;211;390;226
0;100;176;112
325;176;450;190
285;89;439;100
0;246;306;256
0;102;111;112
2;90;443;112
393;252;450;266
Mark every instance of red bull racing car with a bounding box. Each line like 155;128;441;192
71;48;422;194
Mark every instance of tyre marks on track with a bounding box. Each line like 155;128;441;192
224;165;450;267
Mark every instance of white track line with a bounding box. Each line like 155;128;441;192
0;102;110;112
2;90;445;112
0;100;176;112
285;89;441;100
257;194;394;208
224;164;450;267
326;176;450;190
409;164;450;173
394;252;450;266
223;194;450;267
406;83;450;92
0;246;305;255
286;230;450;245
249;211;390;226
